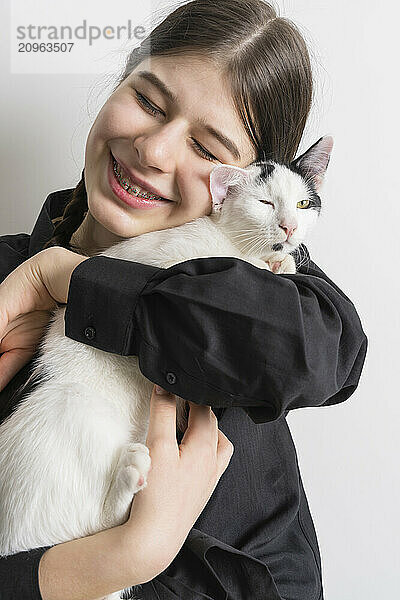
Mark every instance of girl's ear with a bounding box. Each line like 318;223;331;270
209;164;250;213
291;135;334;191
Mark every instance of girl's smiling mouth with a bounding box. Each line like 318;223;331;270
107;152;174;210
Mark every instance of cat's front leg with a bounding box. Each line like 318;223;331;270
101;443;151;530
246;257;273;270
260;251;297;274
269;253;296;274
102;447;150;600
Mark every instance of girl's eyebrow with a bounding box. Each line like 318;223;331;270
136;70;242;161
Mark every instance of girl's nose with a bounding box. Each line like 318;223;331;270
133;122;184;172
134;137;172;172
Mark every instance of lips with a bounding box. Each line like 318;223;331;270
111;151;171;201
108;153;174;210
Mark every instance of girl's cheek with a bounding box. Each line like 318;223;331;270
92;97;141;141
180;177;212;217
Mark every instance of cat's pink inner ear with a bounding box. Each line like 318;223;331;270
209;165;249;210
210;169;229;207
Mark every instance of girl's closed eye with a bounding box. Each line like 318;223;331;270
134;90;218;162
135;90;161;117
190;139;218;162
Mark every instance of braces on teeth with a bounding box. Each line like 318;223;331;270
112;157;163;200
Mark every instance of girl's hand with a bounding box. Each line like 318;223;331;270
0;247;89;390
123;384;234;582
0;310;54;390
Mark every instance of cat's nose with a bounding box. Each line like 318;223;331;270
279;222;297;240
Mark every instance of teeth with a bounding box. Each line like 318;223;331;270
112;157;165;200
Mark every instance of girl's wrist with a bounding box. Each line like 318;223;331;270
122;520;179;584
38;246;90;305
120;522;168;585
38;523;145;600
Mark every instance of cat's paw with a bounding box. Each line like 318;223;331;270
117;442;151;495
247;257;272;270
263;252;296;274
272;254;296;274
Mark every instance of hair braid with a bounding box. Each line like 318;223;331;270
42;170;88;253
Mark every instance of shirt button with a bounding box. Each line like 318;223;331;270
84;326;96;340
165;372;177;385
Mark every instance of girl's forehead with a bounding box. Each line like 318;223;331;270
125;54;256;166
128;54;230;108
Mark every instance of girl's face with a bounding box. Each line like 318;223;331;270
82;53;257;250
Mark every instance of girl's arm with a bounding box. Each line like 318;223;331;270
0;525;136;600
63;246;368;424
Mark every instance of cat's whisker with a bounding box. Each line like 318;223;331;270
229;230;261;240
242;235;264;255
294;245;310;270
231;228;276;257
253;236;268;254
249;235;269;256
229;231;259;254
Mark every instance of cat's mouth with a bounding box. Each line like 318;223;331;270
272;238;298;252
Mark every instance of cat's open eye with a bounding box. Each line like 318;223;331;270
297;199;310;209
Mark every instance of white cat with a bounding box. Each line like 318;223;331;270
0;135;333;600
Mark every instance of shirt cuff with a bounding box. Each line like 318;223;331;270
0;546;50;599
64;255;159;356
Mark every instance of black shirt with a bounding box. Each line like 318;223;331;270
0;189;368;599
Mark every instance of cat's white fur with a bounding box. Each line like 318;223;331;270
0;136;332;600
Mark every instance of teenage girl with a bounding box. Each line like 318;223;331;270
0;1;367;598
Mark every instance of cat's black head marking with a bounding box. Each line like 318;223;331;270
253;161;275;184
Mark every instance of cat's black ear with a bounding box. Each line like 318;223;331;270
291;135;334;191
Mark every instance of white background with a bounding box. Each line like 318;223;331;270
1;1;399;598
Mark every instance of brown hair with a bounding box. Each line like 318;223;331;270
43;0;314;252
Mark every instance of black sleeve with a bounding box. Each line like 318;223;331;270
0;234;30;284
0;546;50;599
64;248;368;424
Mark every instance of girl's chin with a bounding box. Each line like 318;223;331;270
90;197;169;241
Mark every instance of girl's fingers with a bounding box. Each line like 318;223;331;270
179;400;218;451
0;309;7;342
146;385;178;447
216;429;235;475
0;349;32;391
0;249;59;319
